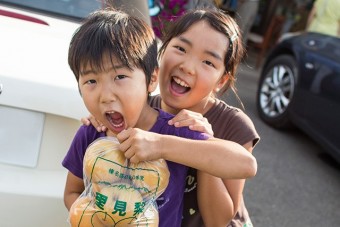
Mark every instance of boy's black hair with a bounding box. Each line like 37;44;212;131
68;8;158;87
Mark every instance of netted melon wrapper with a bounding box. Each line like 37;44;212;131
68;137;169;227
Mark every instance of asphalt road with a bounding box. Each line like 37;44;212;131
221;52;340;226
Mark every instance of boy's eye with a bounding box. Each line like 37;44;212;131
85;79;96;85
115;74;126;80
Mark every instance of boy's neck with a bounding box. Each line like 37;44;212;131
136;106;159;131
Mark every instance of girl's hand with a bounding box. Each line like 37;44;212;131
80;115;107;132
117;128;162;163
168;109;214;136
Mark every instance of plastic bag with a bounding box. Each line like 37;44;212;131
69;137;170;226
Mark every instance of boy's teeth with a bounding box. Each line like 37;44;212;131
174;77;189;87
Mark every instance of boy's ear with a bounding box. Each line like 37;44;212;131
214;71;229;93
78;85;82;96
148;68;159;93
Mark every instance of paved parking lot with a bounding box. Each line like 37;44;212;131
223;51;340;226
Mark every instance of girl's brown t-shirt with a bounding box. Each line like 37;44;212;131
149;95;260;227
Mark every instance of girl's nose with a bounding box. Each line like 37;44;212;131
179;60;195;75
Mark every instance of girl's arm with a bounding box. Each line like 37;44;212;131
198;141;253;226
197;172;236;226
170;110;256;226
116;128;257;179
63;172;85;210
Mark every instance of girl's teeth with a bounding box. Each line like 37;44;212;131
173;77;189;87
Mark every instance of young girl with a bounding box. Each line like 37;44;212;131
66;7;257;227
157;8;260;226
84;7;260;227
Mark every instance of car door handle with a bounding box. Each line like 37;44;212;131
0;83;2;95
305;62;314;69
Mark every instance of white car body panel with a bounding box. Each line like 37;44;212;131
0;4;90;227
0;6;88;120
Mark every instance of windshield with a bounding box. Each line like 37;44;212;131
1;0;103;20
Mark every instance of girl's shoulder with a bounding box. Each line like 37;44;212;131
206;99;260;146
205;98;248;121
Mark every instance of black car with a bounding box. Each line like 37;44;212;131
256;32;340;163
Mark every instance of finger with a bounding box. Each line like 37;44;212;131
123;144;141;163
129;155;140;164
168;109;190;124
173;118;196;127
80;117;91;126
88;115;101;127
173;116;206;128
116;128;130;142
169;111;202;125
124;147;134;159
96;126;102;132
117;128;136;154
99;125;108;132
189;125;214;136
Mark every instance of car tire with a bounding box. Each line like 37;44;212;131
256;55;298;129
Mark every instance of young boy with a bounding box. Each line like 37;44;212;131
62;8;257;227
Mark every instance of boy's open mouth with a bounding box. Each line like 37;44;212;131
106;111;125;132
171;76;191;94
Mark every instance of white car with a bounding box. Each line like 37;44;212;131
0;1;101;226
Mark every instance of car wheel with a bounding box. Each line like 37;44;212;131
256;55;298;128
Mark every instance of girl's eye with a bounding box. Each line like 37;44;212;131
174;45;186;53
115;74;126;80
203;60;215;68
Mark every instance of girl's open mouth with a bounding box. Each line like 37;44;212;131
170;76;191;94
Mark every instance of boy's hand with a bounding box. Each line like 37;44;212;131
80;115;107;132
117;128;162;163
168;109;214;136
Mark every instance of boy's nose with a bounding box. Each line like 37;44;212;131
100;85;117;103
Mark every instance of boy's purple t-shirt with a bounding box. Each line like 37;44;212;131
62;109;208;227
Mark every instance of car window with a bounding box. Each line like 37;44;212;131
1;0;102;20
